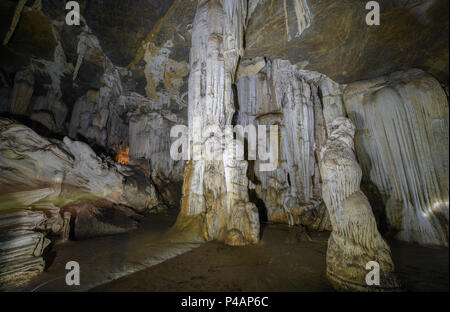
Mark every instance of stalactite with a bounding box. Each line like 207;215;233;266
236;59;341;228
10;68;34;115
2;0;27;46
344;69;449;246
319;117;401;291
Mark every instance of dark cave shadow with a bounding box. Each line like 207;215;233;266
42;240;58;270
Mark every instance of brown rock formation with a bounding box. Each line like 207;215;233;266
319;117;401;291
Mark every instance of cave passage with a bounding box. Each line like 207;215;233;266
0;0;448;293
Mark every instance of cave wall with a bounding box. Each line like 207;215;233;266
236;58;343;229
0;0;448;249
344;69;449;246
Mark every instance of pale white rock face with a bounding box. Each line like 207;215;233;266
0;203;69;286
0;118;159;211
319;117;401;291
344;69;449;247
114;92;186;205
175;0;260;246
236;59;342;229
128;110;185;182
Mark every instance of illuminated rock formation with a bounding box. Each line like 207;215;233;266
236;59;343;229
0;118;159;211
174;0;260;246
320;117;401;291
344;69;449;247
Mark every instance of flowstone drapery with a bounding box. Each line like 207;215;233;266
319;117;401;291
344;69;449;247
173;0;260;246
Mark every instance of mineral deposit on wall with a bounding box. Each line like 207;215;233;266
320;117;401;291
174;0;260;246
344;69;449;247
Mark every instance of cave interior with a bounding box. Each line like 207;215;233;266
0;0;448;292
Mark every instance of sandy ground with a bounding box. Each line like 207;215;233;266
4;211;448;292
92;224;449;292
4;210;200;292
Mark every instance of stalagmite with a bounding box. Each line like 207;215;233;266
344;69;449;246
2;0;27;46
319;117;401;291
174;0;260;246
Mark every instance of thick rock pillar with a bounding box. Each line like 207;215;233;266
319;117;401;291
174;0;259;246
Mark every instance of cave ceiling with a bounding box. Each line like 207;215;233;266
1;0;448;89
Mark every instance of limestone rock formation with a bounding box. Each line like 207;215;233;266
236;59;343;229
174;0;260;246
319;117;401;291
10;68;34;115
246;0;449;85
0;117;159;211
344;69;449;247
0;203;69;287
63;199;142;240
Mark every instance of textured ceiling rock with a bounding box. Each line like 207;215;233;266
127;0;197;110
0;1;57;62
83;0;175;67
245;0;449;84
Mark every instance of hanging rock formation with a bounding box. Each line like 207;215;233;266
344;69;449;246
319;117;401;291
10;68;34;115
236;59;344;229
174;0;260;246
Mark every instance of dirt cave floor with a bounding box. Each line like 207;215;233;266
91;222;449;292
8;211;448;292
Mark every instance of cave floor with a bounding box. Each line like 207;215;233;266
5;213;449;292
7;210;200;292
91;225;449;292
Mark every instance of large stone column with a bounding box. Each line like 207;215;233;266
319;117;401;291
173;0;260;246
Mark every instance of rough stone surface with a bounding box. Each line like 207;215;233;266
245;0;449;85
236;59;342;229
0;117;160;211
344;69;449;246
0;203;69;288
63;199;142;240
319;117;401;291
174;0;260;246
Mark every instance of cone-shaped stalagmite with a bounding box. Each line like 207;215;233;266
319;117;401;291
